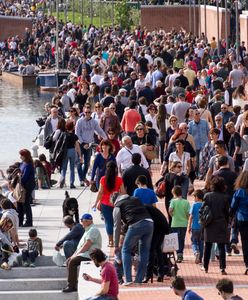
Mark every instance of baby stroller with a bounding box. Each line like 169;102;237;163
161;233;179;278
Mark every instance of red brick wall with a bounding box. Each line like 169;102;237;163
141;5;230;42
0;16;32;40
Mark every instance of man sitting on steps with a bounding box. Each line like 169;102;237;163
62;213;102;293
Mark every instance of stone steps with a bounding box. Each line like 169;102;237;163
0;290;77;300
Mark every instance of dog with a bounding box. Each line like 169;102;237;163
62;191;79;223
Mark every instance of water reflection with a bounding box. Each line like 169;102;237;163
0;79;53;169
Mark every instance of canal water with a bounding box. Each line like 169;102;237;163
0;79;52;170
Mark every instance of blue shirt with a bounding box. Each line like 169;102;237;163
133;188;158;205
188;119;209;150
190;202;203;230
183;290;204;300
231;188;248;222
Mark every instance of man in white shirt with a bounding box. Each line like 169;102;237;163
116;136;149;174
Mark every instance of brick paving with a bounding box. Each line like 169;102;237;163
117;163;248;300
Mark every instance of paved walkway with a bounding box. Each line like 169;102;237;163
15;162;248;300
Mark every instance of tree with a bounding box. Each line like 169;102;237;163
115;0;133;29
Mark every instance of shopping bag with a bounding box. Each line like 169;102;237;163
162;233;179;253
52;250;65;267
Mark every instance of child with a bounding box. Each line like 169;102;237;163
188;189;204;264
133;175;158;206
169;185;190;263
22;229;43;267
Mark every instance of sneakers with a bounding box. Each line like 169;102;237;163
30;263;36;267
70;184;76;189
200;266;208;273
122;281;133;286
23;262;29;267
195;252;200;264
231;243;240;255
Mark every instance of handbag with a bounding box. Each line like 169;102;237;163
199;204;213;227
90;182;98;193
44;132;54;149
155;177;166;198
140;144;158;161
13;177;26;203
52;250;65;267
162;233;179;253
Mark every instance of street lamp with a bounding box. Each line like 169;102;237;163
235;0;239;62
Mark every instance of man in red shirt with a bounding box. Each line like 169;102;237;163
83;248;119;300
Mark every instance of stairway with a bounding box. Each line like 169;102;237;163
0;256;78;300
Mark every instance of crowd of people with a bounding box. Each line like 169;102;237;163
1;4;248;298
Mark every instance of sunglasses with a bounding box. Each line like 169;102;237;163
85;111;91;114
215;119;221;121
136;128;144;131
171;119;177;122
221;107;227;109
176;165;182;168
110;107;115;110
108;132;115;135
95;106;101;108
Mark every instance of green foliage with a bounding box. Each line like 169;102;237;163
115;0;133;29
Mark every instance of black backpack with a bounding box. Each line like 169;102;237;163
199;204;213;227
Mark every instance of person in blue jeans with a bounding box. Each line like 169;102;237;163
113;193;154;285
169;186;190;263
171;276;204;300
188;189;204;264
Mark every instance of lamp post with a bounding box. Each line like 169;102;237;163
189;0;192;34
235;0;239;62
204;0;207;41
217;0;220;57
193;0;196;36
225;0;228;56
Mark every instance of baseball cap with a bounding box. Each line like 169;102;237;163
178;93;185;98
80;213;93;221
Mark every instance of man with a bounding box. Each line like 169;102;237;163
75;107;107;186
83;249;118;300
171;93;190;123
206;140;235;182
215;115;231;147
213;156;237;198
55;216;84;259
218;104;234;126
188;110;209;176
62;213;102;293
184;64;196;86
135;72;148;93
60;86;72;112
116;136;149;174
225;121;242;171
216;278;243;300
43;107;61;142
113;193;154;285
122;153;153;195
101;87;114;108
171;276;204;300
99;107;121;137
228;64;245;89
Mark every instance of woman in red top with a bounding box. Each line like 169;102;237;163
92;161;125;247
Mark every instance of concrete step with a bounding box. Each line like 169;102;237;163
0;290;78;300
14;255;57;267
0;278;67;291
0;266;67;279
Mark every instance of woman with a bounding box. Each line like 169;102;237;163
145;104;159;135
91;102;104;124
168;140;190;198
173;54;184;69
156;103;167;163
184;107;195;124
231;171;248;275
164;161;188;225
67;107;80;126
92;161;125;247
60;120;82;189
240;110;248;138
165;115;178;151
91;140;116;189
107;128;121;157
18;149;35;227
0;217;14;269
34;159;50;190
198;97;213;128
51;118;66;171
201;176;229;275
232;85;248;110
